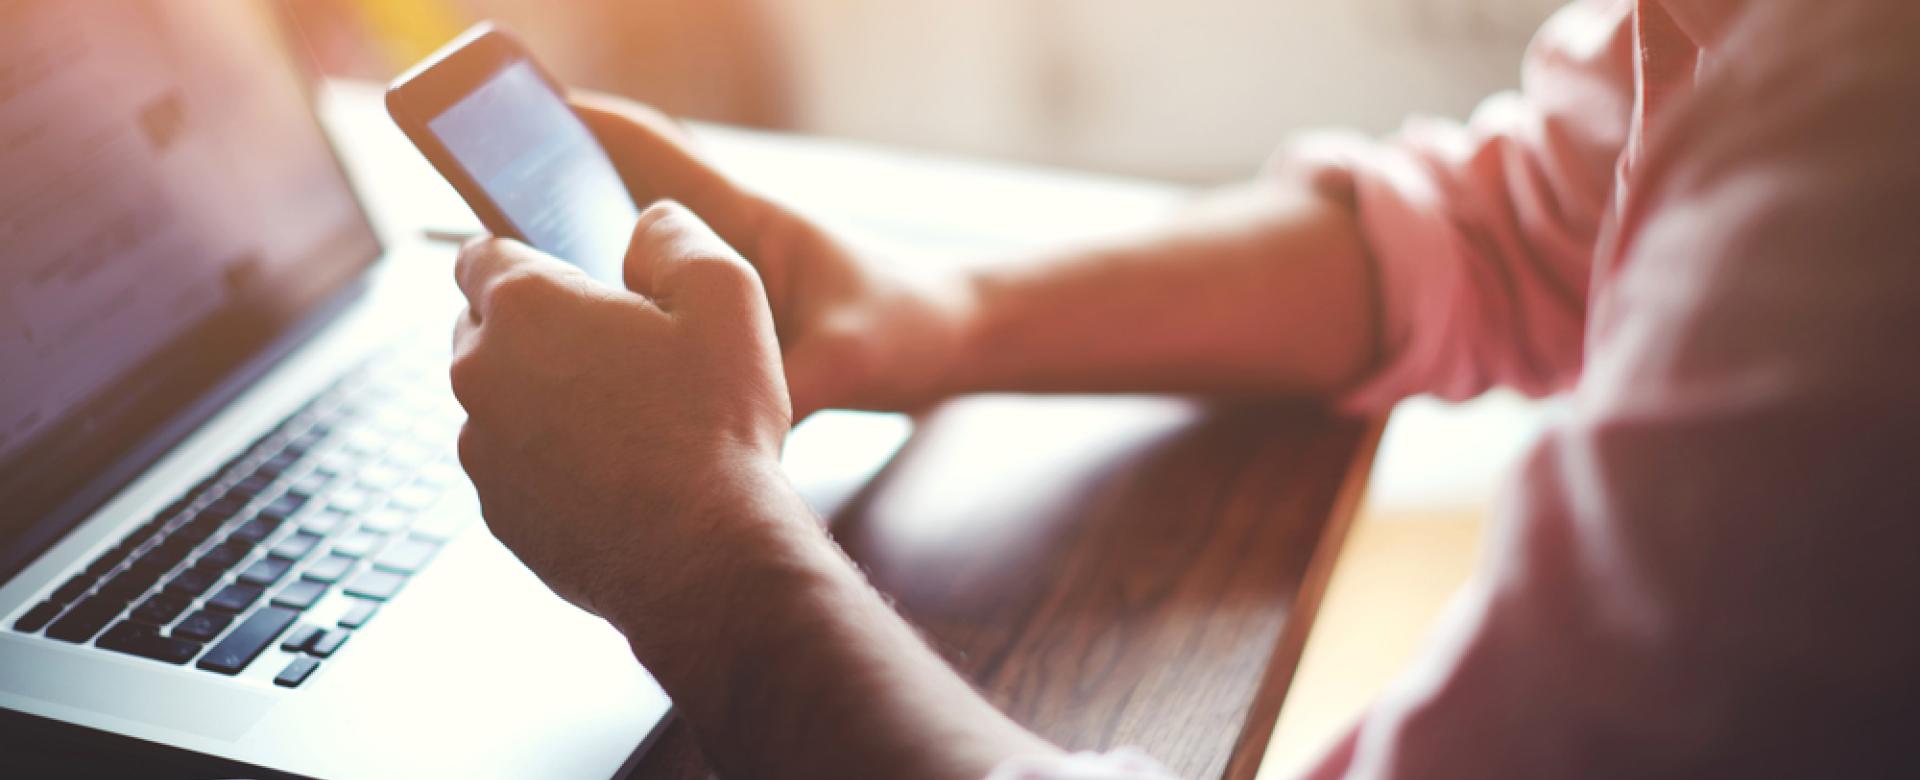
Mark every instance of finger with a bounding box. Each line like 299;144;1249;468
454;421;499;502
447;316;494;418
777;339;839;422
453;237;522;319
454;237;582;319
572;96;778;264
452;307;479;355
624;201;771;329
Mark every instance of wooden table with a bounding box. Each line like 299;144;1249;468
634;397;1379;780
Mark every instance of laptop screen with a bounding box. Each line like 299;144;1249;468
0;1;380;574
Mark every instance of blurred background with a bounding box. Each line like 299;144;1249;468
286;0;1562;183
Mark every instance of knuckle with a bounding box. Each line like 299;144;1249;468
632;200;693;247
639;198;693;225
456;239;505;285
448;352;484;407
453;240;486;275
483;269;551;317
455;422;485;474
682;253;761;292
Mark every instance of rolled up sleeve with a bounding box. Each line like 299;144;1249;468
1291;0;1637;411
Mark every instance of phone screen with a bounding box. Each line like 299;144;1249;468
426;59;638;283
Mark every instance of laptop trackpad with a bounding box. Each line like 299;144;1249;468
0;635;274;741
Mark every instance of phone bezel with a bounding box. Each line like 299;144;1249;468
385;22;571;245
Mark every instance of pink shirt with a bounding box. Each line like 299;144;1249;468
997;1;1920;776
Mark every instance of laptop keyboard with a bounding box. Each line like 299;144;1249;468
9;353;466;687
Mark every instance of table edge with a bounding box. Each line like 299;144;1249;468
1224;415;1388;780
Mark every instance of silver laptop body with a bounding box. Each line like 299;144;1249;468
0;3;675;776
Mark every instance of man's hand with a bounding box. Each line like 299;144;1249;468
450;201;799;628
449;200;1061;780
572;95;974;418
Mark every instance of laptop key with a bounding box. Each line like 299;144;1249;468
280;623;321;653
409;511;468;542
290;472;333;498
45;596;123;643
98;620;201;665
136;541;194;576
156;533;198;561
83;544;133;576
270;531;323;561
230;517;279;545
173;609;234;642
314;451;356;478
333;530;385;558
13;601;62;633
308;628;349;658
301;509;349;535
239;557;294;587
302;554;355;584
274;656;321;688
341;428;387;457
357;463;406;491
258;453;299;480
272;580;327;611
337;599;378;629
176;513;224;543
417;462;460;490
284;433;320;457
343;569;405;601
261;493;309;523
197;606;298;675
50;573;95;605
305;419;337;440
372;538;438;574
97;565;162;602
230;476;273;502
207;582;265;613
171;525;214;547
215;487;254;511
359;509;410;534
122;519;167;549
388;483;441;512
131;593;192;625
328;487;376;514
165;567;221;597
196;539;249;571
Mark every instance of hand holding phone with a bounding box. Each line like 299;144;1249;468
387;23;637;284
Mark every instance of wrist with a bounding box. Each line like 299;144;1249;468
933;265;1002;399
912;266;985;403
825;263;982;413
605;454;1061;778
602;459;835;688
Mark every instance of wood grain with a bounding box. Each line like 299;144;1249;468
632;395;1376;779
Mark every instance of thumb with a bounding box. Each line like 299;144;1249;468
572;95;772;257
777;338;843;421
624;201;772;332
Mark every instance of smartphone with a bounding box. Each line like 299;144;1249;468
386;23;637;284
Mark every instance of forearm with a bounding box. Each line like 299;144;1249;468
945;171;1377;399
613;464;1056;779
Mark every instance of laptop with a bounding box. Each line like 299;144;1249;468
0;3;904;777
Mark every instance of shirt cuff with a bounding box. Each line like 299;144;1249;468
1272;128;1486;414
